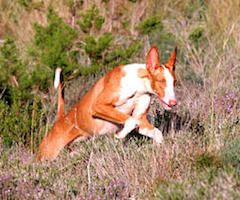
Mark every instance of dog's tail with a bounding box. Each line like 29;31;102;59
54;68;65;120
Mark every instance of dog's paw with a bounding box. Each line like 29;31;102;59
115;117;139;139
152;128;163;144
115;131;125;139
139;127;163;143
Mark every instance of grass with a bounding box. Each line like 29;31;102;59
0;0;240;199
1;130;239;199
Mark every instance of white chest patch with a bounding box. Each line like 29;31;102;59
114;64;152;114
116;64;151;102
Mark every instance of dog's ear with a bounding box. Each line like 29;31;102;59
146;46;160;73
165;46;177;70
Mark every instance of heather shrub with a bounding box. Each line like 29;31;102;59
0;174;43;200
193;152;223;170
221;135;240;172
79;179;126;199
214;90;239;116
151;166;239;200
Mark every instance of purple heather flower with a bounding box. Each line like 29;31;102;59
5;189;10;194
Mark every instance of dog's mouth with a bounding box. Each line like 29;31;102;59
158;97;173;111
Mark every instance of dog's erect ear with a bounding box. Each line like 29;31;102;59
165;46;177;70
146;46;160;73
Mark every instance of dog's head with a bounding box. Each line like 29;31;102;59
146;46;177;111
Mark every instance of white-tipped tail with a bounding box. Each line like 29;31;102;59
54;68;62;89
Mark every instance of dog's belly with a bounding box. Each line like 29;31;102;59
97;120;119;135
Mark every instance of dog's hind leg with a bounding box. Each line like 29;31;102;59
37;121;89;161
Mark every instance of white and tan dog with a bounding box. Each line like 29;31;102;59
38;46;177;161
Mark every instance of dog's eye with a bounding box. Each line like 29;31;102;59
159;79;166;86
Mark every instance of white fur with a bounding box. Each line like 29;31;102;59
54;68;62;89
115;117;139;139
114;94;151;139
112;64;154;139
132;94;151;118
98;121;118;135
139;128;163;143
102;63;171;140
117;64;153;104
162;65;176;104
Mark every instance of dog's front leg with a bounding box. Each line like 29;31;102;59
138;114;163;143
132;94;163;143
115;117;139;139
92;102;139;138
115;94;152;139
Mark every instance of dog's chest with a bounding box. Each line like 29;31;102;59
114;65;150;114
115;94;139;114
97;94;145;135
97;64;151;135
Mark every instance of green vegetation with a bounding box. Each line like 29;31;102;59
137;15;163;35
83;32;113;64
77;5;105;33
0;38;32;98
221;135;240;172
33;7;78;78
0;38;43;149
0;4;142;149
189;26;206;48
151;165;239;200
17;0;43;11
103;42;142;67
0;0;239;199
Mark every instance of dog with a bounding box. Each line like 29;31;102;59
37;46;177;161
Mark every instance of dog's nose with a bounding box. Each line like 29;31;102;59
169;99;177;107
